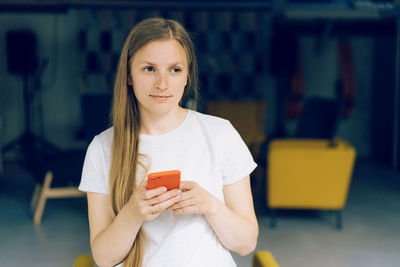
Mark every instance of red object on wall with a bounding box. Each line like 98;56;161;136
338;40;357;118
287;61;305;120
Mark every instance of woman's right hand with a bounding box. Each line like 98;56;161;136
126;178;181;222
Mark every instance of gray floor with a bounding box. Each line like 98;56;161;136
1;159;399;267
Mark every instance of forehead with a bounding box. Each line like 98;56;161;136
132;39;188;65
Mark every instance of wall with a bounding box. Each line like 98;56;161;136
0;9;390;159
0;11;82;151
299;36;374;157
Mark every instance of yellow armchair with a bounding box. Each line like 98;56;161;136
74;254;94;267
252;251;280;267
75;251;279;267
267;139;356;229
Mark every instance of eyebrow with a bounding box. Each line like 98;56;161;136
138;61;185;67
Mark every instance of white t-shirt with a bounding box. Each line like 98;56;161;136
79;110;257;267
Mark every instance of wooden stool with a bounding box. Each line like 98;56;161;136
31;170;85;225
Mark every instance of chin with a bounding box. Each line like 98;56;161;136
149;105;179;115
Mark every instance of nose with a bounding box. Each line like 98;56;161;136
155;72;168;90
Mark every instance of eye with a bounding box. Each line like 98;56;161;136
144;66;155;72
171;67;182;74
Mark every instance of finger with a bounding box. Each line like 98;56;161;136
166;189;194;206
138;178;148;188
152;194;182;212
169;188;191;201
179;181;196;191
149;204;160;215
143;186;167;200
136;179;149;195
168;198;198;210
172;205;199;214
148;189;181;205
135;178;147;193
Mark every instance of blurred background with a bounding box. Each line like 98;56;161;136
0;0;399;267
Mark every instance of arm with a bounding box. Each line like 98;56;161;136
169;176;258;256
206;176;259;255
87;192;141;266
87;180;181;266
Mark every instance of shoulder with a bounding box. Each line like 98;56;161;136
80;128;113;194
190;110;232;132
91;127;113;147
86;127;113;157
187;111;240;151
190;110;247;147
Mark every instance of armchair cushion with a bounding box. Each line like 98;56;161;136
267;139;356;210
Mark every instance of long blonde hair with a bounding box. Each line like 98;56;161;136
109;18;198;266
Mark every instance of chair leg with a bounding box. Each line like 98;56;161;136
269;209;277;228
335;210;343;230
31;184;41;211
33;171;53;225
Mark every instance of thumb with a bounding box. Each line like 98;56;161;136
138;178;148;190
179;181;195;190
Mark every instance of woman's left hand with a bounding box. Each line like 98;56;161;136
168;181;218;215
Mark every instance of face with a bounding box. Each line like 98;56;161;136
130;39;188;117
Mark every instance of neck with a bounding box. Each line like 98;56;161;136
140;107;188;135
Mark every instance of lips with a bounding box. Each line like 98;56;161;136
149;95;173;102
150;95;172;98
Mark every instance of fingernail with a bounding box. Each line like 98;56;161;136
175;195;180;200
177;190;182;194
162;187;167;192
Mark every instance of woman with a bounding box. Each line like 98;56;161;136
79;17;258;267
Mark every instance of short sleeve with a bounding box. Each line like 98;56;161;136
220;121;257;185
79;136;109;194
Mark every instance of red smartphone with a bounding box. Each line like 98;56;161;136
147;170;181;191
